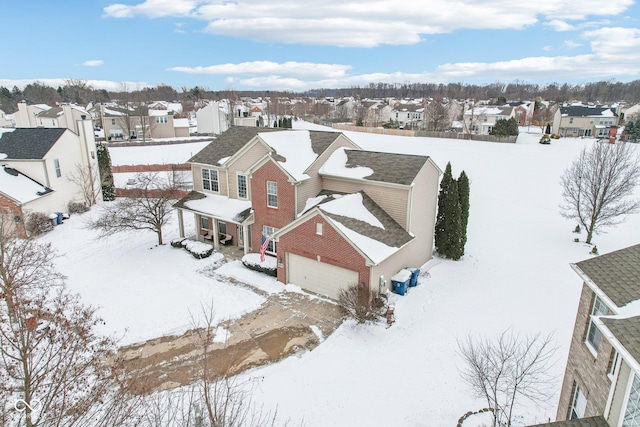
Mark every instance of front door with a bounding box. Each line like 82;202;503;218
238;225;244;248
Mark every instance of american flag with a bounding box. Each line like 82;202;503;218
259;235;270;262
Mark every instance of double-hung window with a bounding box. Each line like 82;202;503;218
586;296;608;353
237;174;248;199
267;181;278;208
623;374;640;426
569;383;587;420
263;225;277;253
202;169;219;192
53;159;61;178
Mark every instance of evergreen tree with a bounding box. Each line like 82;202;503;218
491;118;519;136
458;171;470;252
435;163;453;256
96;143;116;201
441;179;463;259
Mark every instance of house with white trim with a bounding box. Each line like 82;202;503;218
532;244;640;427
174;127;441;299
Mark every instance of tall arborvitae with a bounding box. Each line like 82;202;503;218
458;170;470;253
435;162;453;256
96;143;116;201
441;179;463;259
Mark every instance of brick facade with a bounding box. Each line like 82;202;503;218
249;160;296;250
0;194;27;238
276;214;370;290
556;283;616;420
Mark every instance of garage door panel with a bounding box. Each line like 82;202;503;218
287;253;358;300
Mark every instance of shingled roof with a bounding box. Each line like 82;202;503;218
189;126;271;165
560;105;617;117
573;244;640;307
601;316;640;365
528;416;608;427
0;128;66;159
341;150;431;185
189;128;343;168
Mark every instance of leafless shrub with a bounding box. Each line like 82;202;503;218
25;211;54;236
338;284;386;324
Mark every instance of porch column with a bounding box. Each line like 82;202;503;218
212;219;220;251
177;209;184;237
242;224;250;255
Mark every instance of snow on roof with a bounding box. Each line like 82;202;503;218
149;110;169;117
0;128;16;138
174;118;189;127
103;107;126;116
318;147;373;179
318;193;384;229
299;195;328;216
183;192;252;223
258;130;317;181
0;166;51;204
326;217;397;264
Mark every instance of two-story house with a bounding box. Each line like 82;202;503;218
532;244;640;427
463;105;514;135
0;120;102;235
552;105;619;138
174;127;441;299
196;101;229;135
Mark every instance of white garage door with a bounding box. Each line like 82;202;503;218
287;253;359;300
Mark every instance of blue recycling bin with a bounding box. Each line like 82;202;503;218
406;267;420;287
391;269;412;296
55;212;63;225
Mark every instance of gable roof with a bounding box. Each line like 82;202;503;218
573;244;640;307
189;126;271;165
282;190;413;264
36;106;64;119
0;165;53;204
601;316;640;365
0;128;66;159
320;148;431;185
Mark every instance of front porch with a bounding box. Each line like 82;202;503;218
174;191;254;255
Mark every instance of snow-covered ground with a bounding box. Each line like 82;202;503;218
108;140;210;166
40;123;640;425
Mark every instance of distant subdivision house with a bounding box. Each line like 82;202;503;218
174;127;441;299
552;105;619;138
0;122;102;236
529;244;640;427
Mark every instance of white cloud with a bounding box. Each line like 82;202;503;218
563;40;582;49
82;60;104;67
174;22;186;33
169;61;351;79
542;45;552;51
104;0;634;47
104;0;198;18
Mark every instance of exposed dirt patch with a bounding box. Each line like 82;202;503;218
120;291;345;394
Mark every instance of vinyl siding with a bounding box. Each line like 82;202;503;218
296;135;358;214
321;177;410;229
226;142;269;199
607;359;631;426
191;165;227;196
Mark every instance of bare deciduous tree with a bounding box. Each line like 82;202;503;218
457;331;556;427
560;141;640;244
67;163;102;207
88;172;182;245
0;213;139;427
424;99;450;131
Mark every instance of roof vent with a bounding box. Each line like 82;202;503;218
4;166;19;176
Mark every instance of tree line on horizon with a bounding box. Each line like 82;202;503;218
2;78;640;115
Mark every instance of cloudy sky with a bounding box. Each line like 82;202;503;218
2;0;640;92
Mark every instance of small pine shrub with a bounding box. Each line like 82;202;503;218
241;259;277;277
573;225;581;233
591;246;599;255
68;202;89;214
26;212;54;236
170;237;186;248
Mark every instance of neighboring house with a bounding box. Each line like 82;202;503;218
174;127;441;299
552;105;619;138
14;102;51;128
0;109;12;127
0;123;102;235
100;104;185;140
393;103;425;128
196;101;229;135
463;105;514;135
535;244;640;427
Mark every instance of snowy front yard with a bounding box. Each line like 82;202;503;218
38;124;640;426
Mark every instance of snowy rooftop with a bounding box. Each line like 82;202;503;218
319;148;373;179
259;130;317;181
0;165;52;204
176;191;252;223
